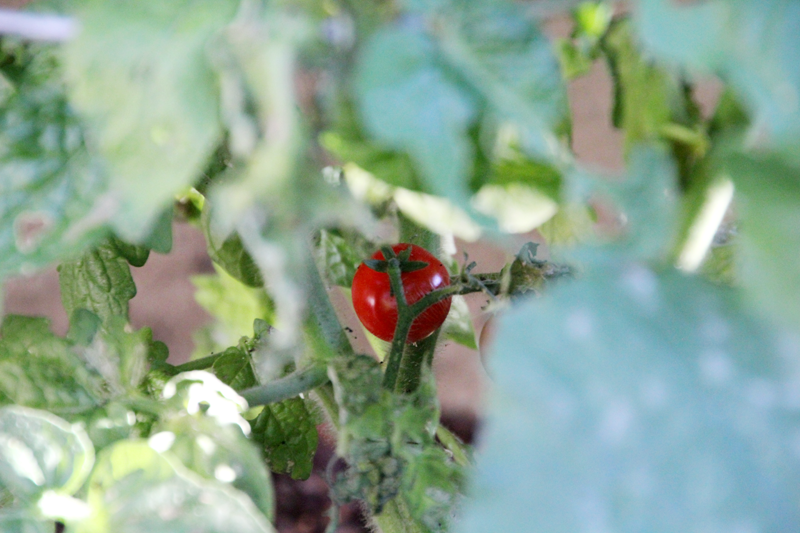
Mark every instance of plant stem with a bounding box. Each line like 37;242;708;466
171;352;225;373
381;246;414;391
306;248;354;360
240;364;329;406
395;330;438;394
436;424;471;468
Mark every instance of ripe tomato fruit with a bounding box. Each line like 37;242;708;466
351;243;452;343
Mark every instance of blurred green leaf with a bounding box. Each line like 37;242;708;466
250;397;319;481
202;207;263;288
441;295;477;350
62;0;237;240
0;514;52;533
77;439;275;533
212;347;258;392
154;415;275;523
320;102;425;191
355;26;476;200
557;39;594;80
58;239;137;324
192;265;273;358
489;151;562;200
401;446;464;532
457;263;800;533
537;204;597;247
161;372;249;433
0;316;104;413
636;0;800;144
726;151;800;332
0;406;94;500
701;240;737;287
602;144;679;260
602;18;687;150
446;0;568;141
315;229;370;288
0;41;107;280
88;316;151;393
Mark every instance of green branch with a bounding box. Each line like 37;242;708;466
381;245;414;391
240;365;329;407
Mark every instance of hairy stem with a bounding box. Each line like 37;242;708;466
240;364;329;406
395;330;439;394
381;248;414;390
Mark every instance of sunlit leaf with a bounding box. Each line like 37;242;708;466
78;440;274;533
0;406;94;500
153;415;275;522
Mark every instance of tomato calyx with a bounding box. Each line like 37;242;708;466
362;244;429;274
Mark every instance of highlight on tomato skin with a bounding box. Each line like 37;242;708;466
351;243;452;343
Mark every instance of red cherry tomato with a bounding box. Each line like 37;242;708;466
351;243;452;343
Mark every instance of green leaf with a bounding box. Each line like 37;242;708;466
87;316;151;393
447;0;568;136
0;406;94;500
456;263;800;533
725;151;800;331
0;514;52;533
108;236;150;268
58;239;137;324
636;0;800;144
328;354;461;526
202;208;263;288
441;295;477;350
599;144;679;260
250;397;319;481
355;26;476;200
191;265;273;358
0;41;107;280
701;241;737;287
77;440;275;533
0;316;104;412
401;446;464;532
601;18;687;150
154;415;275;523
557;39;594;80
320;102;425;191
316;229;371;288
212;347;258;392
62;0;238;240
83;401;145;452
141;206;174;255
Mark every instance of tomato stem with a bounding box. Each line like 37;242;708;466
381;245;414;390
240;364;330;407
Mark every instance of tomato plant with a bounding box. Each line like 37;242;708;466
352;243;452;343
